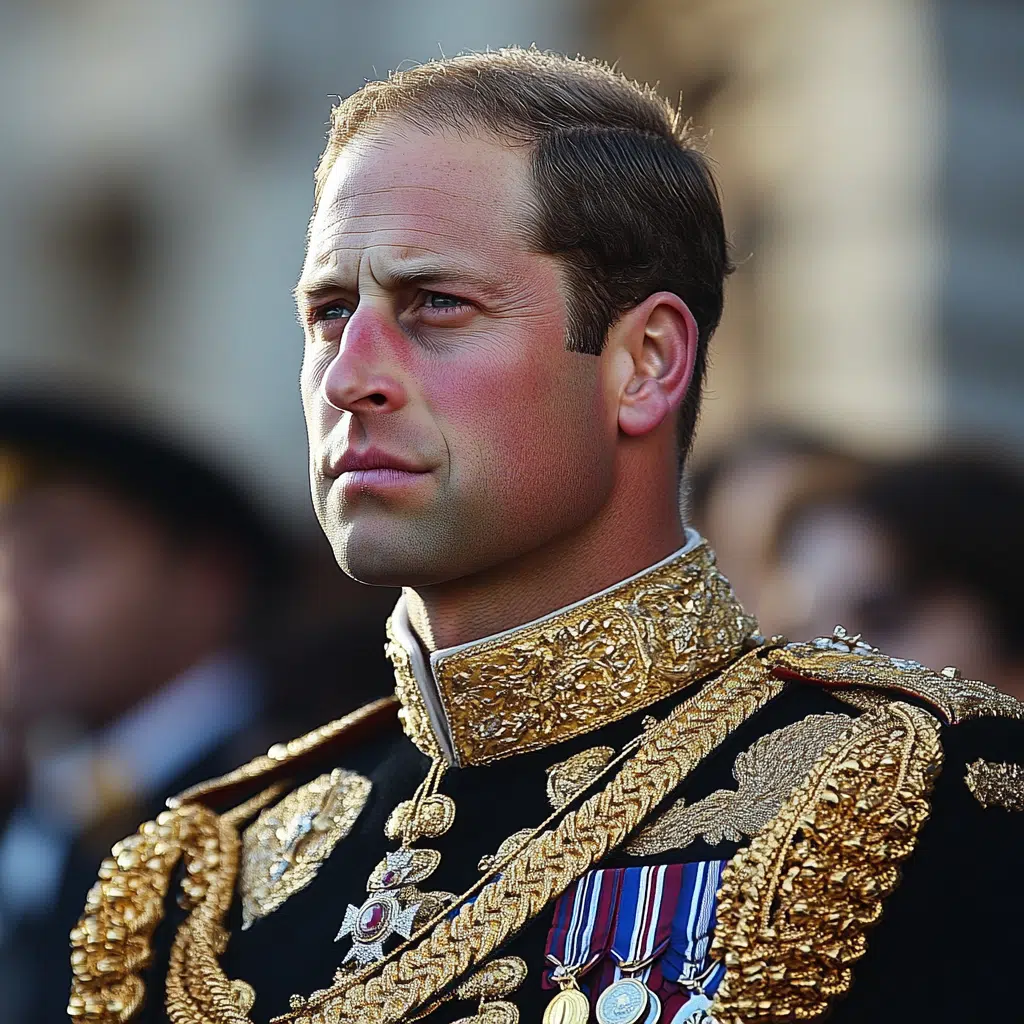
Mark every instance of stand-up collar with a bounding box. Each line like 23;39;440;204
386;531;760;767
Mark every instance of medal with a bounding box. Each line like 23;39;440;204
595;977;650;1024
335;759;455;966
594;865;680;1024
543;978;591;1024
660;860;726;1024
541;869;625;1023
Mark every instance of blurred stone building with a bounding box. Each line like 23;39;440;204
596;0;1024;464
0;0;580;520
0;0;1020;524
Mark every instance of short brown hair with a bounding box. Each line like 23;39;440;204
313;48;733;461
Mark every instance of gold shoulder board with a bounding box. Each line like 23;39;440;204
169;696;398;810
767;625;1024;725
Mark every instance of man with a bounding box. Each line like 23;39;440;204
0;395;284;1024
71;50;1024;1024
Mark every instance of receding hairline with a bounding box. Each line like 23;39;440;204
312;49;690;214
300;120;544;285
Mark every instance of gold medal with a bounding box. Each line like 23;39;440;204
543;984;591;1024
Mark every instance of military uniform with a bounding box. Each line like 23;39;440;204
68;534;1024;1024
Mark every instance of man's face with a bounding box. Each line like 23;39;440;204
0;480;180;725
298;127;618;586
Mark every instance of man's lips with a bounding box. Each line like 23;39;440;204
323;448;432;480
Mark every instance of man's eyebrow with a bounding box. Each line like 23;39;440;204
295;258;508;304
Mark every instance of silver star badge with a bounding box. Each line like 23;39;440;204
335;891;421;965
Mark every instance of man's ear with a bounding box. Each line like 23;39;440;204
608;292;699;438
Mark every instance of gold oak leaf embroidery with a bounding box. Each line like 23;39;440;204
965;759;1024;812
545;746;616;809
240;768;372;927
624;713;854;856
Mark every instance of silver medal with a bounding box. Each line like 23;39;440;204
596;977;650;1024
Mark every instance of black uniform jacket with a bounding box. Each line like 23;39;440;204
68;542;1024;1024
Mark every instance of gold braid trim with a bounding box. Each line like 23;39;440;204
281;652;783;1024
710;701;943;1023
68;789;282;1024
69;807;193;1022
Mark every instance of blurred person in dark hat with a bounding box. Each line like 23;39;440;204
0;394;287;1023
770;453;1024;700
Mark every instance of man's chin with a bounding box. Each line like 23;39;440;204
330;522;469;588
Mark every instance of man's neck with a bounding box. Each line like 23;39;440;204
404;496;687;652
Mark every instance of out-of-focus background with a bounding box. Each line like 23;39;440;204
0;2;1021;1019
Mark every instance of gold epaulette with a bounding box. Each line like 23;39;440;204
168;696;399;810
68;696;399;1024
767;625;1024;725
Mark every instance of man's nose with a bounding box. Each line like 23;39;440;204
320;309;409;415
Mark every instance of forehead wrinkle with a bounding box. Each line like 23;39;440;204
326;182;501;208
319;210;504;235
313;201;526;249
314;186;508;242
311;225;492;262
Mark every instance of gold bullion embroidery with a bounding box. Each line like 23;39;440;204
452;1001;519;1024
240;768;372;928
546;747;616;809
965;759;1024;812
403;955;529;1022
165;789;279;1024
68;786;281;1024
624;713;854;856
710;701;943;1023
389;540;759;765
827;686;893;714
278;650;784;1024
768;627;1024;725
454;957;529;1002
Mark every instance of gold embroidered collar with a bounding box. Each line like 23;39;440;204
386;532;760;767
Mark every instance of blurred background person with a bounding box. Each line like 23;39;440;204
686;428;865;634
768;454;1024;699
0;394;290;1023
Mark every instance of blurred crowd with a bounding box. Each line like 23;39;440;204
1;394;1023;1022
688;430;1024;699
0;394;397;1023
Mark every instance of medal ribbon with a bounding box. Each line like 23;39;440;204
608;864;681;983
660;859;725;987
543;866;625;986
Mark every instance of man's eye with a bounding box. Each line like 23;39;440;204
314;301;354;321
424;292;464;310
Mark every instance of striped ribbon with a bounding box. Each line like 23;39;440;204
544;860;727;1011
543;865;624;985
